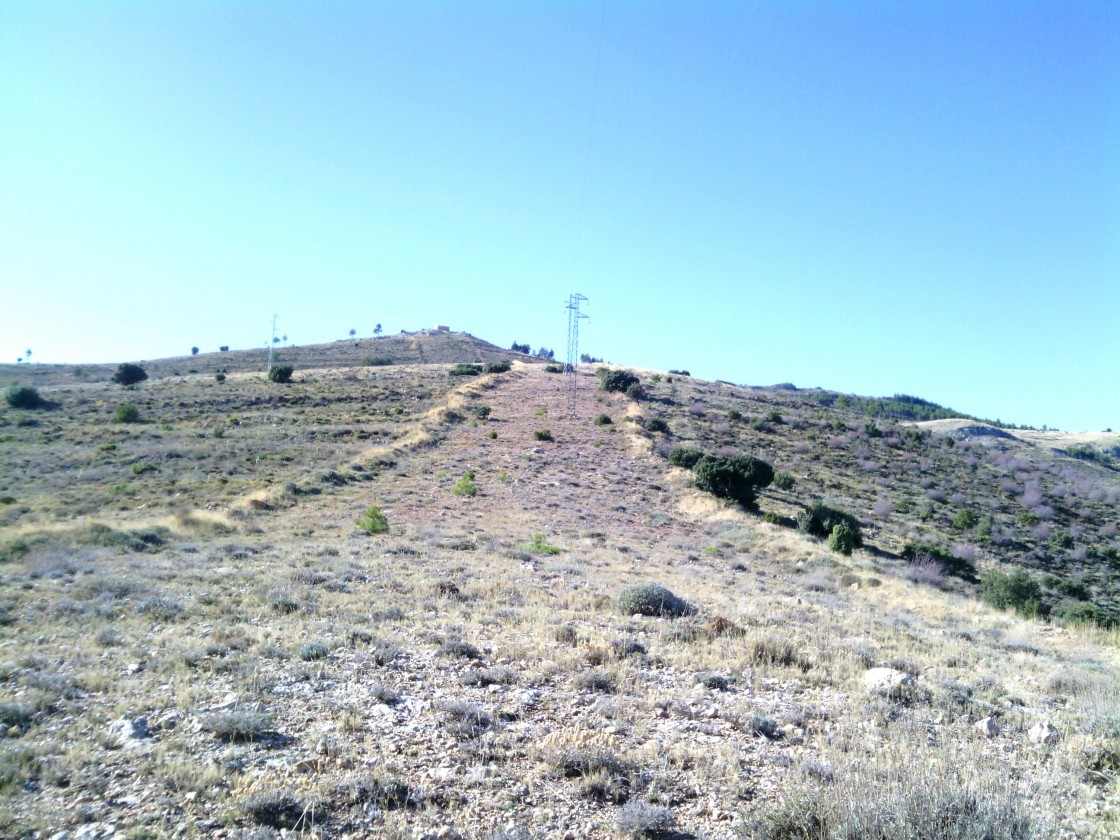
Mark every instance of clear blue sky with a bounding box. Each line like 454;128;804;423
2;2;1116;430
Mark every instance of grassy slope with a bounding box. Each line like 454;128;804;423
0;340;1117;838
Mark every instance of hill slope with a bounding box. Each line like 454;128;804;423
0;348;1118;838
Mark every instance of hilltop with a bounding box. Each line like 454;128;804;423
0;330;1118;839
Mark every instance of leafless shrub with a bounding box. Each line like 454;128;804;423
440;700;493;738
903;557;947;588
873;499;893;517
615;801;676;837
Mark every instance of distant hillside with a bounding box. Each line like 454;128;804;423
0;329;537;389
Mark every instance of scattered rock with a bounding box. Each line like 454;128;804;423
1029;720;1061;745
106;717;150;750
863;668;915;698
975;716;1001;737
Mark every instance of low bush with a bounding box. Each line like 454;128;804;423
452;470;478;496
903;541;976;581
449;363;481;376
638;416;668;433
598;369;640;393
617;582;695;618
113;404;140;423
4;384;44;409
482;360;511;373
952;509;980;530
268;365;294;383
980;569;1040;617
361;356;393;367
544;364;564;373
798;503;863;547
693;454;774;508
520;533;561;555
668;369;689;376
828;523;857;556
668;447;704;469
356;506;389;534
594;413;612;426
1056;599;1116;629
534;429;554;442
111;363;147;386
203;711;274;742
624;383;646;401
772;471;795;490
214;373;226;383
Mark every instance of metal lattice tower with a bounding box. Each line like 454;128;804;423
565;293;589;417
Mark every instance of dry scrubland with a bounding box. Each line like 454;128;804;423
0;333;1118;839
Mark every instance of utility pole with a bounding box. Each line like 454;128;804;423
565;294;589;417
267;314;278;371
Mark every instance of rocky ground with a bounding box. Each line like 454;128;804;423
1;361;1118;838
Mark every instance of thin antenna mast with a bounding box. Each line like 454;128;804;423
565;294;589;417
267;314;278;371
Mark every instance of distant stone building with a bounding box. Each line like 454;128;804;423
435;324;450;332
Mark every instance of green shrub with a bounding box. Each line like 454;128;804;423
639;416;668;433
952;509;980;530
727;409;742;421
113;404;140;423
452;470;478;496
544;364;564;373
449;363;481;376
980;569;1040;617
534;429;554;442
520;533;561;555
594;413;613;426
667;447;704;469
1049;530;1074;550
617;582;694;618
214;373;226;383
798;503;863;547
298;641;330;661
268;365;294;383
469;405;491;420
772;472;795;490
111;363;148;386
356;506;389;534
482;360;511;373
668;369;690;376
624;383;646;401
598;369;640;393
828;523;857;556
4;383;44;409
361;356;393;367
693;455;775;507
1057;599;1117;629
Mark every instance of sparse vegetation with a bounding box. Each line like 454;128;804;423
0;331;1116;838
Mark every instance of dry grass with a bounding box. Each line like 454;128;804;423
0;338;1116;837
